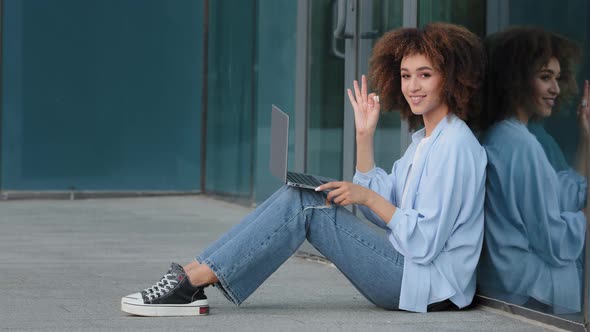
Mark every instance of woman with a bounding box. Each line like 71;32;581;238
121;22;487;316
478;27;589;314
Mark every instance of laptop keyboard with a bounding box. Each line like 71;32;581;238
287;171;325;187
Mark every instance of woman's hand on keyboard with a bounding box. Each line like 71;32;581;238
316;181;374;207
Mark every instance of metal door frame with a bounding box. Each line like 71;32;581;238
0;0;4;192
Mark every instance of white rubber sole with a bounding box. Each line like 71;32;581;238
121;292;210;317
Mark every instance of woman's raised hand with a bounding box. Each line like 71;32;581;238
347;75;380;138
578;80;590;139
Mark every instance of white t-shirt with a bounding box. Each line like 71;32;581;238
401;135;432;206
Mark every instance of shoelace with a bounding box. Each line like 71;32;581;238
143;273;179;300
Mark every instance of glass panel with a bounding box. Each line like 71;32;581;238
306;0;345;180
1;0;202;191
254;0;298;203
371;0;404;171
418;0;486;37
509;1;589;167
205;0;255;198
306;0;403;181
476;0;590;323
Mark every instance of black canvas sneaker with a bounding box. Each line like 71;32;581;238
121;263;209;316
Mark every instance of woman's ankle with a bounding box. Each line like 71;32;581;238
183;261;201;273
186;263;219;286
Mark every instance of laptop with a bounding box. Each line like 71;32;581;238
269;105;333;190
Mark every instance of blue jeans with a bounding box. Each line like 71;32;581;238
196;185;404;310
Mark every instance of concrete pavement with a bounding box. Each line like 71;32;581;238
0;195;560;331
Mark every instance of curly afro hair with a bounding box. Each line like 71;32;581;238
481;27;580;129
369;22;485;130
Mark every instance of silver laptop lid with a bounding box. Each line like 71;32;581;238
269;105;289;182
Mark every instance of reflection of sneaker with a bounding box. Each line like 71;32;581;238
121;263;209;317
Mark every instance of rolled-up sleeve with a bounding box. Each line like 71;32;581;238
515;147;586;267
557;169;588;212
353;163;398;229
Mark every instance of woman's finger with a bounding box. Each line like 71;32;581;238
373;94;380;108
584;80;589;99
335;192;352;206
316;181;337;192
347;89;358;109
361;75;368;104
353;80;363;106
367;92;375;109
326;186;347;203
333;195;345;205
340;199;352;206
325;188;341;202
584;80;589;107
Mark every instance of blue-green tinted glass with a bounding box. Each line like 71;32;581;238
306;1;404;180
418;0;486;36
476;0;590;323
1;0;203;190
254;0;298;203
417;0;589;322
306;0;344;180
205;0;255;198
372;1;404;170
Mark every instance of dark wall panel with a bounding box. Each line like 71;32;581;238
1;0;203;190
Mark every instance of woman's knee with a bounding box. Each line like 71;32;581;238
266;185;301;206
280;185;303;201
279;185;327;208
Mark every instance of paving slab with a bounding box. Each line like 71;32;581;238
0;196;562;331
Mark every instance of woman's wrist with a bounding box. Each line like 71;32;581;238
364;189;378;207
364;189;397;224
356;131;375;142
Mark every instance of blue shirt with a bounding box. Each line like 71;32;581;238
353;114;486;313
528;122;570;172
479;118;586;314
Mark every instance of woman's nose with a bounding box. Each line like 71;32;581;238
409;78;420;92
549;79;560;95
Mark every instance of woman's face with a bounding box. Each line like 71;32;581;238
400;53;446;117
531;57;561;118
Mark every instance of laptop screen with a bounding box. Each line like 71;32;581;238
269;105;289;182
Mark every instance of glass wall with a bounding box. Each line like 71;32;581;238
509;0;590;169
202;0;297;203
253;0;298;203
416;0;589;325
478;1;589;324
1;0;203;191
306;0;345;181
370;0;404;171
205;0;256;198
418;0;486;36
305;0;404;184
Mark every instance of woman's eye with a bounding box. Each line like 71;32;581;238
540;75;551;81
401;74;410;79
421;73;431;78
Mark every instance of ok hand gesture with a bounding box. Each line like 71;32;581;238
578;80;590;139
347;75;380;138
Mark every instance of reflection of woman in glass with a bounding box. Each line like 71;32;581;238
478;27;589;314
121;23;487;316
